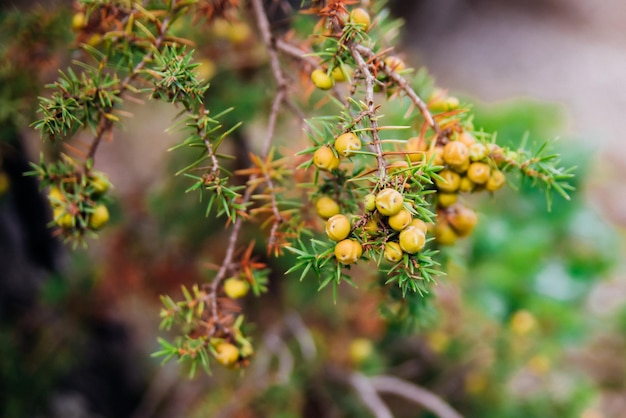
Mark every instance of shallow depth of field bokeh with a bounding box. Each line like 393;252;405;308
1;1;626;418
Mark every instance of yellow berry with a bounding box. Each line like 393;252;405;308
53;207;73;229
459;177;475;193
426;145;445;166
213;342;240;367
313;146;340;171
326;214;351;242
510;310;536;335
437;193;458;208
89;171;110;196
445;96;460;110
89;204;109;230
466;162;490;185
448;205;478;237
364;194;376;211
399;226;426;254
469;143;488;161
195;58;217;81
334;132;361;157
457;132;477;147
428;88;456;112
350;8;371;30
223;277;250;299
311;69;334;90
349;338;374;364
388;209;412;231
435;169;461;193
316;196;341;219
226;21;252;44
443;141;470;169
434;221;458;245
334;239;362;264
375;188;404;216
48;186;65;207
384;56;406;72
406;137;427;162
384;241;403;263
331;65;350;82
410;218;428;234
72;12;87;31
363;218;378;235
486;170;506;191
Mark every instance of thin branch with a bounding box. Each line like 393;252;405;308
348;372;394;418
369;375;464;418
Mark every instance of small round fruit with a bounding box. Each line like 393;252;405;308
313;146;340;171
334;239;362;264
316;196;340;219
443;141;470;169
48;186;65;207
434;222;458;245
457;132;477;147
467;162;491;185
89;204;109;230
426;146;445;166
469;143;488;161
349;338;374;364
444;96;460;110
363;218;378;235
53;207;73;229
399;226;426;254
89;171;110;196
384;241;403;263
350;8;371;30
223;277;250;299
326;214;351;242
384;56;405;72
438;193;458;208
459;177;475;193
486;170;506;191
388;209;412;231
448;205;478;237
334;132;361;157
364;194;376;212
213;342;240;367
311;69;334;90
435;170;461;193
375;188;404;216
72;12;87;31
410;218;428;234
332;65;349;82
406;137;427;162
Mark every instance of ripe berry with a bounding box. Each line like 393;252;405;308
89;171;110;196
72;12;87;31
388;209;412;231
467;162;491;185
313;146;340;171
316;196;340;219
364;194;376;212
89;204;110;230
364;218;378;235
457;132;477;147
334;239;362;264
213;342;240;367
326;214;351;241
469;143;488;161
443;141;470;169
434;221;457;245
53;207;73;229
223;277;250;299
384;241;403;263
406;137;427;162
399;226;426;254
486;170;506;191
435;170;461;193
375;188;403;216
332;65;350;82
334;132;361;157
311;69;334;90
350;8;371;31
437;193;458;208
409;219;428;235
384;56;406;72
48;186;65;207
349;338;374;364
426;145;444;166
448;205;478;237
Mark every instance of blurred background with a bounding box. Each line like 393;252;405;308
1;0;625;417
